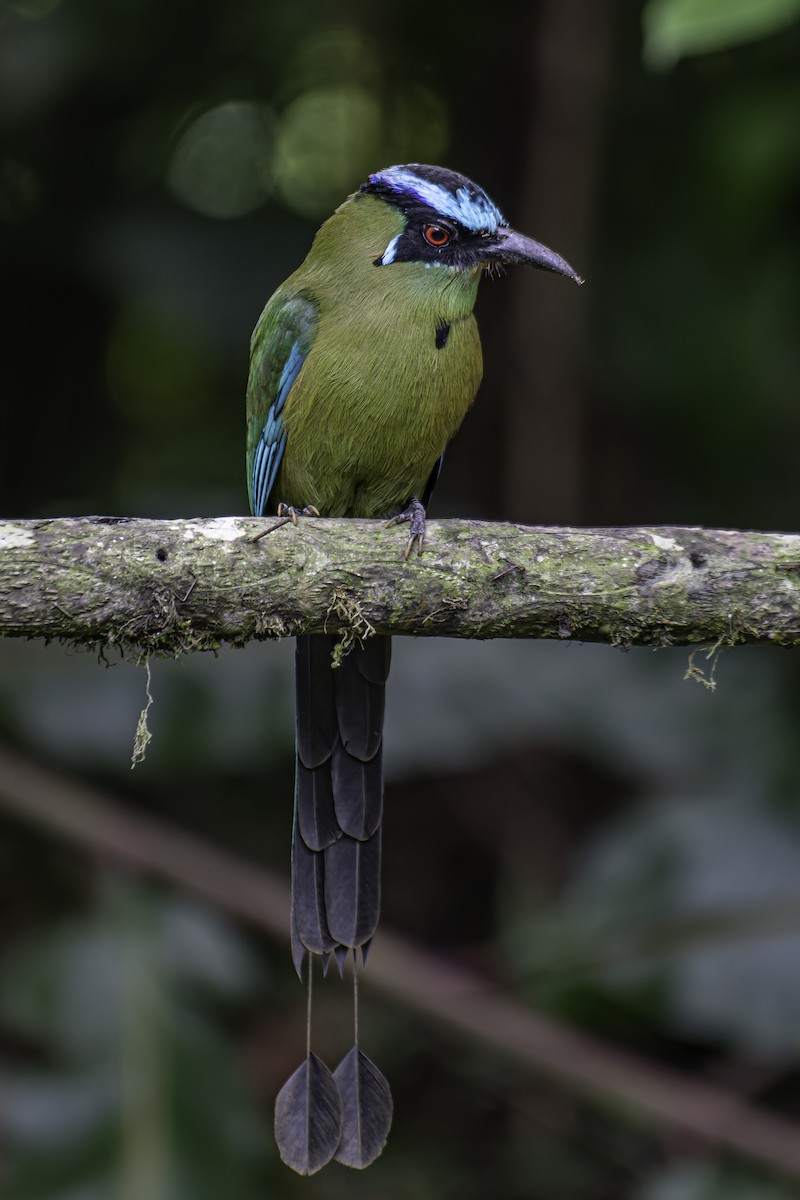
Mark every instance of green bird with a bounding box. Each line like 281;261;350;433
246;164;581;1174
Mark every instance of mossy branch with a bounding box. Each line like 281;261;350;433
1;515;800;654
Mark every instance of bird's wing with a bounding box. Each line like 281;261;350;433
246;290;319;517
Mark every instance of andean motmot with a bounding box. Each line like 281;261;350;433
246;164;582;1174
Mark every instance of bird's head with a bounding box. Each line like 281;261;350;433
359;163;583;285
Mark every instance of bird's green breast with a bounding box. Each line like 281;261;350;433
271;194;484;518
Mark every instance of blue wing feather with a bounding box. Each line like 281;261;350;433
246;292;318;517
250;343;306;516
251;428;288;519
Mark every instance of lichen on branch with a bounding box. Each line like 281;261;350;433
1;516;800;655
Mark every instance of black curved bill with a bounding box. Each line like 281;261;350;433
484;228;583;284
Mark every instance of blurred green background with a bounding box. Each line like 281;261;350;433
2;0;800;1196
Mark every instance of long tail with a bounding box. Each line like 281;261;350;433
274;633;393;1175
292;633;390;970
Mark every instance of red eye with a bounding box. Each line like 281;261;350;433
423;224;450;247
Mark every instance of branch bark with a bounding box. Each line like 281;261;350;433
2;516;800;652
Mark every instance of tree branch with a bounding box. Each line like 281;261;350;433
2;516;800;652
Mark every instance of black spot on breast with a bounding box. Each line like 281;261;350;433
435;320;450;350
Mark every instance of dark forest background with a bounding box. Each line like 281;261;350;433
2;0;800;1196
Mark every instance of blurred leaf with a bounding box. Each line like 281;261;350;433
638;1158;798;1200
1;883;266;1200
565;796;800;1057
3;1073;115;1147
162;899;261;998
644;0;800;68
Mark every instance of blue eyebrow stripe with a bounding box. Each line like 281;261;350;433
369;167;505;233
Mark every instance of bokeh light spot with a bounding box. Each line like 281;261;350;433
167;101;275;220
390;84;449;168
287;25;380;93
272;86;381;218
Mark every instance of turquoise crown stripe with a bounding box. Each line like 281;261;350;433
369;166;505;233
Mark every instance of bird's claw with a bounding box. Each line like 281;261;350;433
385;498;426;559
250;504;320;542
278;503;320;525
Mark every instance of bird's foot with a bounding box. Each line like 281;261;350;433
278;503;320;524
385;497;426;559
250;504;320;543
